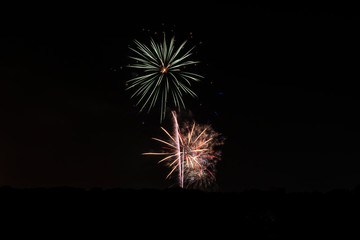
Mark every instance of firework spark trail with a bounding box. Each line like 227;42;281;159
143;116;224;190
172;111;183;188
127;34;203;122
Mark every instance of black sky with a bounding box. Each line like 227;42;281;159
1;3;360;192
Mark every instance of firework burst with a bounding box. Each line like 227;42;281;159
127;34;204;122
143;112;224;190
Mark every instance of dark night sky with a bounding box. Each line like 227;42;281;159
1;3;360;192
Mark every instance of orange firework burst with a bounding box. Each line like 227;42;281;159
143;113;224;190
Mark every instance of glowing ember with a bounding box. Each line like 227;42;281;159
160;66;168;73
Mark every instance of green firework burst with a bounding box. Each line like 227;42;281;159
127;34;204;122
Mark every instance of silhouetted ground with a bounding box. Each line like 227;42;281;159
1;186;360;238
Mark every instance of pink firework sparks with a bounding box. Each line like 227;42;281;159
143;113;224;190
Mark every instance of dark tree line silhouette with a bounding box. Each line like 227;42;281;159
1;186;360;238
